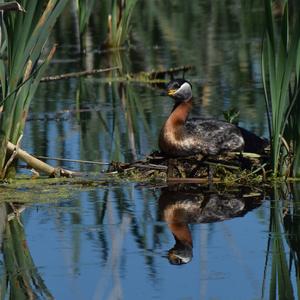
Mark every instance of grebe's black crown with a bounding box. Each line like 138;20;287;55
166;79;192;102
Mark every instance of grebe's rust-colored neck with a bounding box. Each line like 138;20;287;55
168;222;193;248
168;99;193;126
164;206;193;248
159;99;193;154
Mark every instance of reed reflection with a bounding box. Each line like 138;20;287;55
158;184;264;265
262;185;300;299
0;204;54;300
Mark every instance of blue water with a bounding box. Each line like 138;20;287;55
19;184;271;300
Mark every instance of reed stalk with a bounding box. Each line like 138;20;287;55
76;0;96;52
262;0;300;177
76;0;96;35
106;0;138;48
0;0;68;178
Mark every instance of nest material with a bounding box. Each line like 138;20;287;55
108;151;270;184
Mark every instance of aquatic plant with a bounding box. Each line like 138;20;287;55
261;0;300;177
77;0;96;36
106;0;138;48
76;0;96;52
0;0;68;178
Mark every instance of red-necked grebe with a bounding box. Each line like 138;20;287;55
159;79;266;157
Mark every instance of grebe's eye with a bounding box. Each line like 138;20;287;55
173;83;180;89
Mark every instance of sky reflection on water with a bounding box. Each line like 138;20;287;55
18;184;270;300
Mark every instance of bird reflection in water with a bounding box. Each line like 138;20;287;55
158;184;264;265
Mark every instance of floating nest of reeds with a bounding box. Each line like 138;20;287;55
107;150;271;184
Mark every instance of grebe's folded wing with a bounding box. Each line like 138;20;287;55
185;119;244;153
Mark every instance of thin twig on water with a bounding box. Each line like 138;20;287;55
35;155;110;165
40;66;120;82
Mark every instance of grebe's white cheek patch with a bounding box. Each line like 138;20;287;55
174;82;192;99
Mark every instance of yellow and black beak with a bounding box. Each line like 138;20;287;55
167;89;177;96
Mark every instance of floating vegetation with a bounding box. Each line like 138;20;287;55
0;175;113;203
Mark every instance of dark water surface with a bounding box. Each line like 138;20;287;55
3;1;300;299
